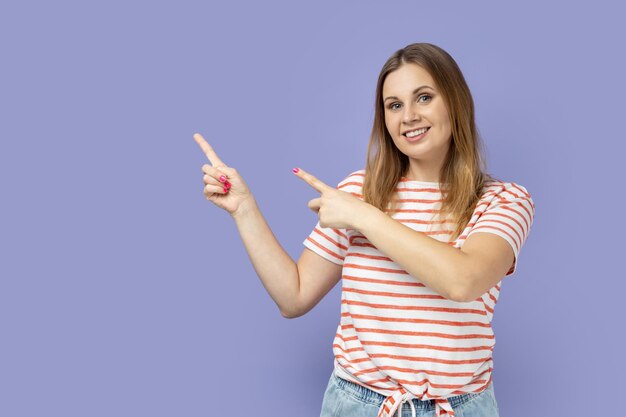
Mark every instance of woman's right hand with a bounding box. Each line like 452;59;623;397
193;133;255;218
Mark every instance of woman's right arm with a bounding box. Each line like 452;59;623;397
231;197;343;319
193;133;341;319
230;197;300;317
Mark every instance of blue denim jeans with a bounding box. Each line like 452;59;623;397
319;371;499;417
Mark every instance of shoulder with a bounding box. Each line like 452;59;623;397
481;177;533;203
336;169;366;188
477;177;535;221
334;169;366;198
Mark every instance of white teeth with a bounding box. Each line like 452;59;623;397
406;127;428;137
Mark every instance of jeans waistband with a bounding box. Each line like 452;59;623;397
331;371;493;411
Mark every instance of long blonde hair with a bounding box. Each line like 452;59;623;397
362;43;493;241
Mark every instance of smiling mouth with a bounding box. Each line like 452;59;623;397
403;127;430;140
403;127;429;136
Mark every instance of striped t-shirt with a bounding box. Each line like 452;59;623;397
303;169;535;417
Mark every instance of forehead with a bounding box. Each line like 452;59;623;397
382;63;436;96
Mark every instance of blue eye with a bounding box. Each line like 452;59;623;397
387;94;432;110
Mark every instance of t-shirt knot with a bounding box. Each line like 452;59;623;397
377;388;455;417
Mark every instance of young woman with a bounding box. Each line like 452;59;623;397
194;43;534;417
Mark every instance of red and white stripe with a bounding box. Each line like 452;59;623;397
303;170;534;415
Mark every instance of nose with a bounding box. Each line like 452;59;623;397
402;103;421;123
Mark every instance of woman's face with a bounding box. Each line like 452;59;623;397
382;63;452;176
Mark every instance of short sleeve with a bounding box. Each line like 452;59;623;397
302;222;349;266
466;182;535;276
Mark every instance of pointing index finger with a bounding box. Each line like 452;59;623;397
193;133;226;167
294;168;333;194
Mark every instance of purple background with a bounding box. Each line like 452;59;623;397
1;1;624;416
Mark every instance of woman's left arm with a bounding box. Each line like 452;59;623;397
292;167;515;303
354;204;514;302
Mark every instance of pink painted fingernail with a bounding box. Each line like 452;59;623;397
224;181;231;189
292;167;299;174
223;187;228;193
219;175;226;183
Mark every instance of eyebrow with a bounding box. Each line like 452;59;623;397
384;85;434;102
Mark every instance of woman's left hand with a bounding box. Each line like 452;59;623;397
293;167;370;230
